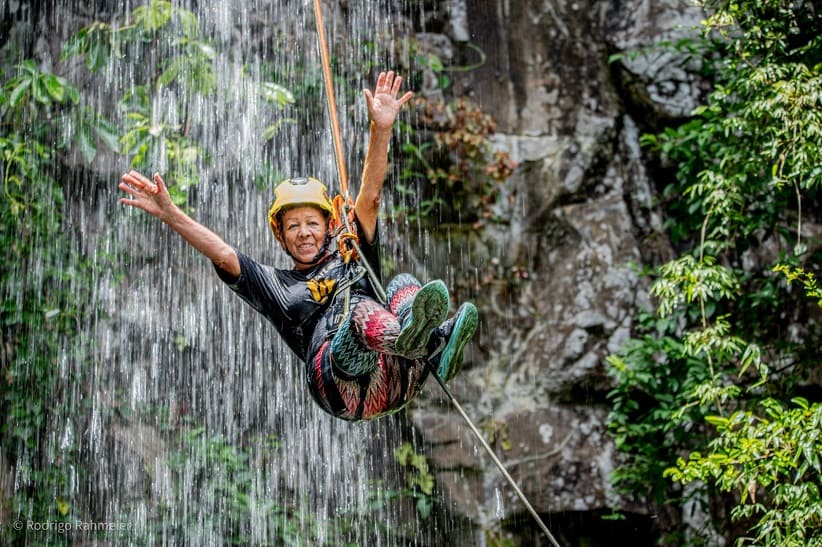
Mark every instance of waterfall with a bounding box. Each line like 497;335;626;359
3;0;456;544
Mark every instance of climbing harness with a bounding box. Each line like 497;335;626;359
311;2;560;545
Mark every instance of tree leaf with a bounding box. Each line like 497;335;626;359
92;118;121;152
42;74;65;102
77;126;96;164
8;79;30;107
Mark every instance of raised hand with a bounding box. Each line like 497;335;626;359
118;169;240;276
363;70;414;130
119;170;176;221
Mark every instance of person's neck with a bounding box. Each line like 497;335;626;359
293;251;330;271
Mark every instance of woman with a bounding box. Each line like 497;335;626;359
118;71;477;421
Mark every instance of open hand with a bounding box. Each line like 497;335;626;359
363;71;414;130
119;170;176;221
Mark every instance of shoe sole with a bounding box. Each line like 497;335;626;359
438;303;478;382
395;280;449;358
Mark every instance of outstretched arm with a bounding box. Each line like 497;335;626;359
355;70;414;243
119;170;241;278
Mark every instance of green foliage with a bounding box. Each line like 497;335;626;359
142;414;437;545
607;0;822;543
485;528;519;547
409;37;487;91
162;426;299;544
1;55;91;547
773;263;822;306
393;442;435;519
61;0;213;200
665;398;822;546
4;60;79;111
606;308;713;503
479;417;513;451
394;98;516;227
106;416;356;545
60;0;292;201
260;82;296;141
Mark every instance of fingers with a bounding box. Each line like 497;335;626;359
118;181;140;198
117;181;147;211
120;170;168;198
374;70;405;96
119;170;167;213
152;172;166;195
119;196;140;207
118;179;149;212
397;90;414;106
376;70;388;91
391;74;403;95
121;170;151;190
121;171;153;202
370;70;413;107
365;71;413;128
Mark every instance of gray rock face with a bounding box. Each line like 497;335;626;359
407;0;702;535
606;0;709;122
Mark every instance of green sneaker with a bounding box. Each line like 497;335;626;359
395;280;450;358
428;302;478;382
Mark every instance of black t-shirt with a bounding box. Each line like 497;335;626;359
214;221;382;362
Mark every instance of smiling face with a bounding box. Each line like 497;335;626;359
280;205;330;269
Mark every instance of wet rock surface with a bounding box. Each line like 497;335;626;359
407;0;703;541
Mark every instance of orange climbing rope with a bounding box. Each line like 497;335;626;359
312;0;350;201
312;0;384;304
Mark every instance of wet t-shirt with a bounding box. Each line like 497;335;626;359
214;223;381;362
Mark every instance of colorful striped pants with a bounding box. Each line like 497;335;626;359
307;273;432;421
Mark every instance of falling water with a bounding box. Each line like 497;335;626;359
2;0;465;544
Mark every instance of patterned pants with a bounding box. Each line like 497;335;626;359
308;273;432;421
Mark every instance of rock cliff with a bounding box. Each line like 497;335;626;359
405;0;706;542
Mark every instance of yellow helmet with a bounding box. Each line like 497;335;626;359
267;177;335;246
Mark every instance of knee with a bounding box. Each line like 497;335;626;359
386;273;421;294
